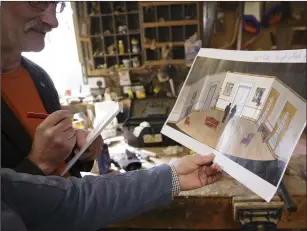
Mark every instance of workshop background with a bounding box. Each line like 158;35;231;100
23;1;307;231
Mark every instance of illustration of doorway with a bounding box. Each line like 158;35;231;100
183;105;193;118
232;85;252;116
202;84;217;111
268;102;297;151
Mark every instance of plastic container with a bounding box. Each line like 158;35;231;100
122;97;178;147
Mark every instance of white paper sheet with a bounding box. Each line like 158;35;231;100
61;101;121;176
161;49;306;202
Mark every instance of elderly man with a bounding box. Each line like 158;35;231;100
1;3;223;230
1;2;102;177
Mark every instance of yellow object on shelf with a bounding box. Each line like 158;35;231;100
153;86;161;95
127;89;134;99
136;91;146;99
135;86;146;99
118;40;124;55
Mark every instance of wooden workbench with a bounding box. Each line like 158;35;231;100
107;137;307;229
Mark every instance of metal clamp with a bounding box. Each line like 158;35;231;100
233;196;284;231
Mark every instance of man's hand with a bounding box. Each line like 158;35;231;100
29;110;77;175
75;130;104;162
172;153;222;191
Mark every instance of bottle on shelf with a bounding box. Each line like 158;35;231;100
118;40;125;55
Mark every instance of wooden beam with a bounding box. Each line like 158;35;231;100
79;37;90;42
145;60;185;66
140;1;193;7
143;42;185;48
87;67;145;76
142;20;199;28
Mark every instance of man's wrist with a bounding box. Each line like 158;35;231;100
169;164;180;198
28;155;53;175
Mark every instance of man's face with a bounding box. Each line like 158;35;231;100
1;2;59;52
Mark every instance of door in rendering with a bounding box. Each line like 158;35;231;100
202;84;217;111
268;102;297;150
184;105;193;118
233;85;252;116
257;88;280;126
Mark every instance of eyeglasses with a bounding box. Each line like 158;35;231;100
29;1;66;13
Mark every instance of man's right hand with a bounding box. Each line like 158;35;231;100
28;110;77;175
172;153;222;192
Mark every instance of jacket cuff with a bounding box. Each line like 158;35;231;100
14;158;45;176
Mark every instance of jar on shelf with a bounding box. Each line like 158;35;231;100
131;56;140;68
131;38;140;54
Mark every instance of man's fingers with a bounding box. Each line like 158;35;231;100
63;127;76;140
189;153;215;166
41;110;74;128
54;118;74;133
204;163;221;176
75;129;88;148
206;172;222;185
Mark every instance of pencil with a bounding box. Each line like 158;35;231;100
27;112;76;122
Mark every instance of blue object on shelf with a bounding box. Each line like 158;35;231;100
262;5;282;28
242;15;261;35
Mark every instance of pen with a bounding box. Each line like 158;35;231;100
27;112;77;122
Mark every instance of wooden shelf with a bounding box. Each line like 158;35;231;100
103;31;141;37
140;1;193;7
87;66;145;76
141;1;200;66
90;11;139;17
80;37;90;42
75;1;143;73
142;20;199;28
74;1;201;78
291;45;306;49
102;11;139;16
145;60;185;66
87;31;140;38
105;53;141;57
143;42;185;49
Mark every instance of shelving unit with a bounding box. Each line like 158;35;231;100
73;1;202;77
140;1;201;65
74;1;143;75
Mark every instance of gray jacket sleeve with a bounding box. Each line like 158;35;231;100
1;164;173;231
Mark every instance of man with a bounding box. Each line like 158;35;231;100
222;103;231;123
1;2;102;177
2;153;222;231
229;105;237;121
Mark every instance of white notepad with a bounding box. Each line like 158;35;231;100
61;101;121;176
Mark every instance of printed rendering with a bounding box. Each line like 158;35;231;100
166;56;306;186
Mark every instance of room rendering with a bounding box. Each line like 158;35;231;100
167;70;306;185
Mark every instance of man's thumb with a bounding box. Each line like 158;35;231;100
192;153;215;165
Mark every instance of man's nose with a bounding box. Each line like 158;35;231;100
41;3;59;29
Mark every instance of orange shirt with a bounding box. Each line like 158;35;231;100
1;67;70;177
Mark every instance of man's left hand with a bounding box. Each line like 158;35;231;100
75;129;104;161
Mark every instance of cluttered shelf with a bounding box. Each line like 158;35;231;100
73;1;202;77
